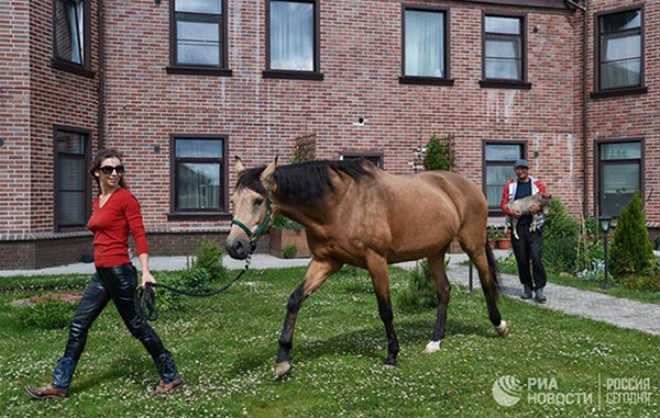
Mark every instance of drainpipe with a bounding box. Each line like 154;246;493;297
565;0;588;216
581;1;588;217
97;0;105;149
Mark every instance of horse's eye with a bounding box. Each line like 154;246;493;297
254;198;264;206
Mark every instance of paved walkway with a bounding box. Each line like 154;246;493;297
1;251;658;336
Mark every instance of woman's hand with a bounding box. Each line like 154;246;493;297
141;271;156;290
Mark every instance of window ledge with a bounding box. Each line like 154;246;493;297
263;70;324;81
399;76;454;86
166;66;233;77
479;80;531;90
590;86;648;100
52;59;95;79
167;212;232;221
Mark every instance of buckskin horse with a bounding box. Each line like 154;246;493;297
226;157;508;378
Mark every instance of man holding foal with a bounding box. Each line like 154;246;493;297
500;159;548;303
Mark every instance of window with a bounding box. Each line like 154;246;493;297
594;8;645;96
340;152;383;168
481;14;530;89
54;127;90;230
597;140;642;217
483;142;525;211
400;6;451;86
171;136;228;217
168;0;230;75
53;0;92;76
265;0;322;80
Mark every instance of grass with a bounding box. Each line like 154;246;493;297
497;258;660;306
0;266;658;417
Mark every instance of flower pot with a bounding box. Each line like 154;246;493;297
496;238;511;250
269;227;311;258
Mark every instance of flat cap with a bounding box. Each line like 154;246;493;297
514;159;529;168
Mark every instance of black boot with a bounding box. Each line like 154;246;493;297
520;285;533;300
152;352;183;395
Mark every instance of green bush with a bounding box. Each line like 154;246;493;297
17;298;77;330
398;260;438;312
617;274;660;292
272;214;303;230
610;193;654;277
575;215;604;272
192;241;226;283
423;133;452;171
282;244;297;259
542;199;580;273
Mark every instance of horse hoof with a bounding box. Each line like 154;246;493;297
274;361;292;379
424;340;442;353
496;320;509;338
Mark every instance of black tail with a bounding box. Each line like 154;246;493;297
484;244;500;297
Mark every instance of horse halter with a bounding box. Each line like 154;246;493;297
230;198;273;249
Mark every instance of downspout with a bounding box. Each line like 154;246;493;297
97;0;105;149
581;1;588;217
565;0;588;216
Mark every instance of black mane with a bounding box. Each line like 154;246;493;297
236;159;372;203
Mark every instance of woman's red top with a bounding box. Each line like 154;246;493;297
87;187;149;268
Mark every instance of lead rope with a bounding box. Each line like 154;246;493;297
134;251;253;321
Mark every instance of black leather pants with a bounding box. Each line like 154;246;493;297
64;264;168;361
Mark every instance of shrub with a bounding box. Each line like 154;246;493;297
17;298;77;330
610;193;654;277
398;260;438;312
617;274;660;292
282;244;297;259
423;133;453;171
542;199;580;273
192;241;226;283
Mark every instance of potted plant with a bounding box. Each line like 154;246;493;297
487;227;498;249
496;228;511;250
269;134;315;258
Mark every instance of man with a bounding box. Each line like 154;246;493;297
500;159;548;303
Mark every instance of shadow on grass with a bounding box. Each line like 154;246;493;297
229;316;496;376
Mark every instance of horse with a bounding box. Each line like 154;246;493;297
226;157;508;378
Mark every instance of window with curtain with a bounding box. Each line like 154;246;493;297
484;142;525;211
55;128;90;230
403;8;446;78
173;0;225;67
340;152;383;168
268;0;316;72
173;137;225;212
597;9;642;91
54;0;86;66
598;141;641;217
484;15;524;81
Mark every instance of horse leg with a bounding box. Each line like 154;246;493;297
275;258;341;378
465;244;509;338
424;249;451;353
365;252;399;367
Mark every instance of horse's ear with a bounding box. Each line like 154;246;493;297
234;156;245;174
260;156;278;191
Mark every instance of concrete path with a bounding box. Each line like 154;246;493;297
1;250;658;336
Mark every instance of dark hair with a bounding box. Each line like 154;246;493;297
90;148;128;189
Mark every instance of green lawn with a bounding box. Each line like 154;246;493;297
0;267;657;417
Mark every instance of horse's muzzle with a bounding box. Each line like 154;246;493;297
225;236;250;260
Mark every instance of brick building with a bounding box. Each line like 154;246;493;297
0;0;657;269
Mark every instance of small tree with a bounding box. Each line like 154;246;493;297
423;133;453;171
542;199;580;273
610;193;654;277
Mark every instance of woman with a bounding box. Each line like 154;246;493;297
26;148;182;398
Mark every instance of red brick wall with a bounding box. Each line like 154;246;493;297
29;0;100;233
101;0;580;230
0;0;31;234
585;0;659;224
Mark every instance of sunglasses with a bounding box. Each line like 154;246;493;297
99;165;125;175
